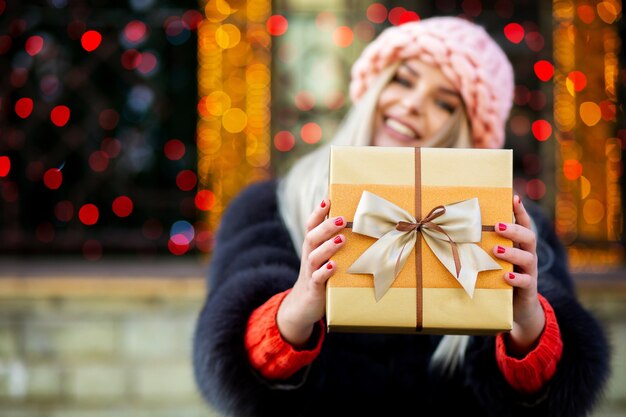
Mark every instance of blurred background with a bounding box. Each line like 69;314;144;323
0;0;624;416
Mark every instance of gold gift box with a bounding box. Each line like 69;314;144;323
326;146;513;335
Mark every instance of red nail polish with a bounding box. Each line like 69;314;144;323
497;246;506;254
326;263;333;270
320;200;326;208
508;272;515;279
498;223;507;231
333;236;342;244
334;217;344;226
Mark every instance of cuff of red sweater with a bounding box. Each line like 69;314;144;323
244;289;325;380
496;294;563;395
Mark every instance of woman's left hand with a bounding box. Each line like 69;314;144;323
493;195;545;357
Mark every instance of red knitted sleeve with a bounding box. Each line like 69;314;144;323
496;294;563;394
244;289;325;380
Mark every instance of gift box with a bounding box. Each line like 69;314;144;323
326;146;513;334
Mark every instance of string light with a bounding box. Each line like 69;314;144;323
553;0;623;269
197;0;271;251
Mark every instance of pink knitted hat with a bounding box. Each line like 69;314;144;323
350;17;514;149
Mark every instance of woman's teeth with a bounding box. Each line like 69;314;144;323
385;118;416;138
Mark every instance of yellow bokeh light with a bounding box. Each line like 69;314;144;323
222;108;248;133
206;91;232;116
215;24;241;49
597;2;619;24
580;176;591;199
583;199;605;224
205;0;231;22
579;101;602;126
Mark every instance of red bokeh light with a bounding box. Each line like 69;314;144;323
183;10;203;30
43;168;62;190
295;91;315;111
101;137;121;158
398;11;420;25
366;3;387;24
121;49;142;70
567;71;587;92
0;156;10;177
301;122;322;144
15;97;33;118
388;7;406;26
88;150;109;172
533;60;554;82
577;5;595;24
526;179;546;200
168;234;190;255
531;119;552;141
563;160;583;181
112;196;133;217
599;100;616;121
164;139;185;160
124;20;147;43
332;26;354;48
267;15;288;36
195;190;216;211
50;105;70;127
54;200;74;222
98;109;119;130
79;204;99;226
81;30;102;52
137;52;157;74
503;23;524;44
176;170;197;191
274;131;295;152
25;35;44;56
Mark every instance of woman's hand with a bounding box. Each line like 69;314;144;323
493;195;545;357
276;198;346;347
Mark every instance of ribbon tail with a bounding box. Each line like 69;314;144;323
348;231;415;302
456;243;503;298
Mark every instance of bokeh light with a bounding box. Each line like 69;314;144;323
266;15;288;36
274;131;295;152
0;156;10;177
531;119;552;141
366;3;387;24
112;196;134;217
579;101;602;126
79;204;99;226
504;23;524;43
332;26;354;48
81;30;102;52
176;170;197;191
43;168;62;189
50;105;70;127
300;122;322;144
195;190;216;211
15;97;33;118
534;60;554;82
25;35;44;56
563;159;583;180
164;139;186;160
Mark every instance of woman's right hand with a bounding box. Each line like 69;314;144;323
276;198;346;347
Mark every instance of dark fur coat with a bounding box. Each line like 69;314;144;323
193;180;609;417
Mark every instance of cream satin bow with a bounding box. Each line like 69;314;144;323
347;191;501;301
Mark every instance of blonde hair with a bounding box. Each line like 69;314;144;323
276;64;473;377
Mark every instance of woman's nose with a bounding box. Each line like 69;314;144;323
400;85;425;112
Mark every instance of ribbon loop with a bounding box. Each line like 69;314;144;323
347;191;501;301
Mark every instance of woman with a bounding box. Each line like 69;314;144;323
193;17;609;417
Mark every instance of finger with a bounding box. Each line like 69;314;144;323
307;234;345;270
309;261;336;290
513;195;533;231
493;245;537;275
305;198;331;233
303;216;346;254
494;222;536;254
503;271;535;291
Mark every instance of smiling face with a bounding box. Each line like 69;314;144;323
372;58;463;147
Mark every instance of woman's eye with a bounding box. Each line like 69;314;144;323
436;100;456;113
392;75;412;88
